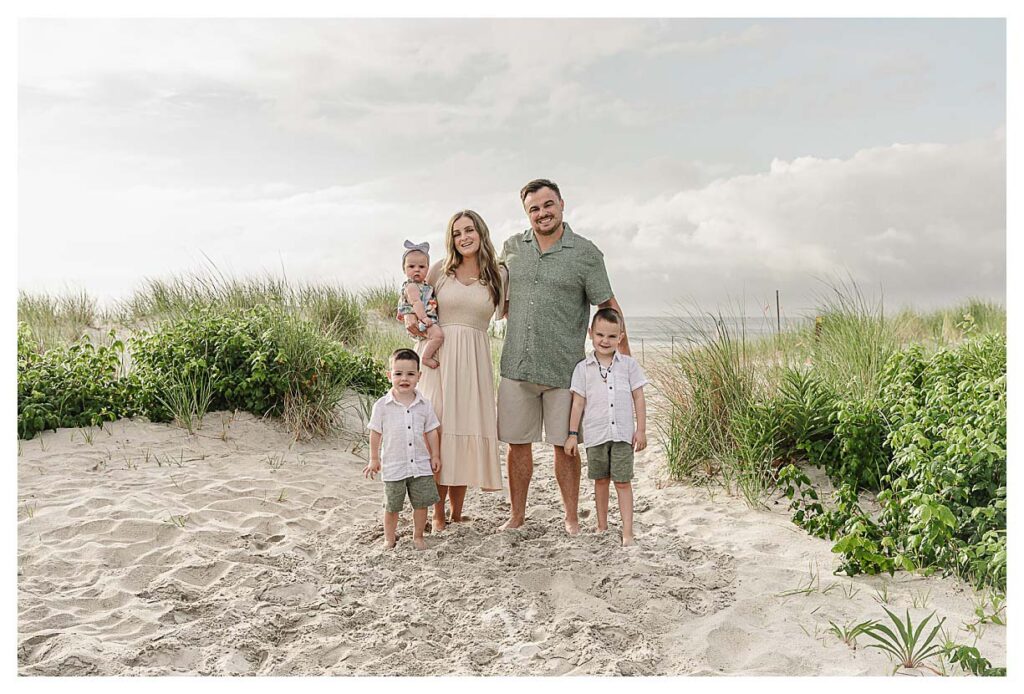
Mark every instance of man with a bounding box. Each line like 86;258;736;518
498;178;631;535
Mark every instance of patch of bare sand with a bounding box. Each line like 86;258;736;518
17;409;1005;675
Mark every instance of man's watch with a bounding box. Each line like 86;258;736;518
567;430;579;438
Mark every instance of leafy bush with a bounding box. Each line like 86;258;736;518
18;324;138;439
18;306;390;440
780;334;1006;590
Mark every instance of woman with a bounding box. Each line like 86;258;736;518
415;209;506;531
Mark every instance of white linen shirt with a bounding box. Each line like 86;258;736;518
367;389;441;482
569;351;649;448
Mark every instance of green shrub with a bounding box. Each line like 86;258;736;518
18;324;137;439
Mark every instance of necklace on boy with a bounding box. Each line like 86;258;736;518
598;362;612;381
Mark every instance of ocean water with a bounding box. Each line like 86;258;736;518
624;315;812;349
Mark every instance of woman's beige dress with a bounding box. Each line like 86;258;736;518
416;263;503;491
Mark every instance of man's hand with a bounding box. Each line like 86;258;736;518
632;430;647;452
363;459;381;479
430;456;442;473
563;435;578;457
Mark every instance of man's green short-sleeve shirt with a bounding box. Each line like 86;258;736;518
499;223;613;389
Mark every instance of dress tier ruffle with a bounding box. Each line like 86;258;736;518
415;270;503;491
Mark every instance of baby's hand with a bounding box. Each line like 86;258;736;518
422;317;433;327
430;456;441;473
563;436;578;457
633;430;647;452
363;460;380;479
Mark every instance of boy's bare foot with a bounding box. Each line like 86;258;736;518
422;357;439;369
565;519;581;536
499;516;525;531
413;537;427;550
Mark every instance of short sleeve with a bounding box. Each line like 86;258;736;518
569;361;588;397
368;399;384;433
628;358;650;391
583;248;613;306
425;261;444;289
422;401;441;433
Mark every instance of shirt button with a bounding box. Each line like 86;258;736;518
408;426;411;429
409;443;413;446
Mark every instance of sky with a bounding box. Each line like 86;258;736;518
17;17;1007;316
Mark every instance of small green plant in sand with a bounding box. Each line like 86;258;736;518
827;619;874;649
265;452;286;471
910;589;932;610
277;489;289;503
164;513;189;528
963;591;1006;639
863;607;945;674
21;501;38;520
872;585;892;605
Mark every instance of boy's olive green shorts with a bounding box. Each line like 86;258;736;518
383;475;440;513
585;441;635;483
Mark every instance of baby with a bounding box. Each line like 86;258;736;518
397;240;444;369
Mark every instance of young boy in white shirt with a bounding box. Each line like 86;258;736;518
564;308;648;546
363;348;442;550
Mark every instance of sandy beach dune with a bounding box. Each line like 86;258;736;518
17;410;1005;675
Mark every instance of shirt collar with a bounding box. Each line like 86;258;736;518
383;388;424;407
522;221;576;248
585;349;621;365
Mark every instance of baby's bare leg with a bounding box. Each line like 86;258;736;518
383;511;399;548
412;507;428;550
615;481;634;546
420;325;444;368
594;478;611;532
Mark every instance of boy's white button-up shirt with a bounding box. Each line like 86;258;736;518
569;351;649;448
367;389;440;482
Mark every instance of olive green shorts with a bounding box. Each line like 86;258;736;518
383;475;440;513
585;441;635;482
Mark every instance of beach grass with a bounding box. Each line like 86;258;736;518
18;289;100;352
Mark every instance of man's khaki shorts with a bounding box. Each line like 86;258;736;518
497;378;576;446
383;475;440;513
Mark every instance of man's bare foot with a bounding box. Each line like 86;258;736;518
432;518;446;532
594;526;608;534
422;357;439;369
499;517;525;531
451;514;471;523
622;534;635;547
385;539;397;549
565;519;581;536
413;537;427;550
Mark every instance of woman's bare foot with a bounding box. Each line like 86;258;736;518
564;519;581;536
432;518;446;532
594;525;608;534
413;537;428;550
622;534;635;547
422;356;439;369
385;538;397;549
450;514;471;523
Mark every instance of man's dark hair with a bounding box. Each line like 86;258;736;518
390;348;421;369
520;178;562;202
591;307;622;328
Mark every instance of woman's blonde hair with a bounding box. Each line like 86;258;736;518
441;209;503;307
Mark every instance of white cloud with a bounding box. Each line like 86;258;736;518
573;132;1005;313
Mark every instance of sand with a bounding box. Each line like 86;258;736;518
17;406;1006;676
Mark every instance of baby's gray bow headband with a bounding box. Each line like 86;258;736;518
402;240;430;260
